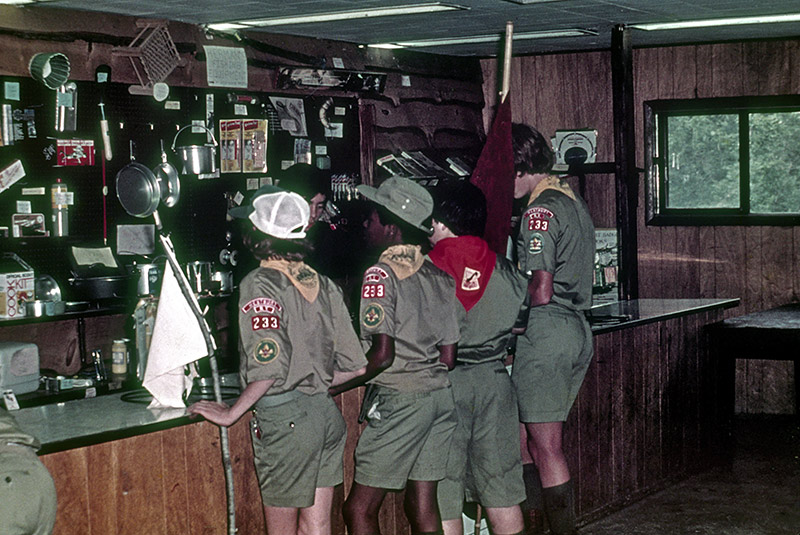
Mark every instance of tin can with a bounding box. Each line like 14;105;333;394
111;339;127;375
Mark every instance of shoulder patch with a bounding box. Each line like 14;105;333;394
528;232;544;255
523;206;555;219
364;266;390;283
254;338;280;364
242;297;283;314
362;303;385;328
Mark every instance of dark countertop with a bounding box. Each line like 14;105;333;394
587;298;740;334
12;298;740;454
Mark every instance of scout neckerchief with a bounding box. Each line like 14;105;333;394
260;259;319;303
428;236;495;312
528;175;577;204
379;244;425;281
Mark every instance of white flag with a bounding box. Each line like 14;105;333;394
143;261;214;408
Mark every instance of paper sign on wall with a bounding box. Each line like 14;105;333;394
204;46;248;88
56;139;95;166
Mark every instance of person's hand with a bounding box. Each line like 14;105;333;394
187;400;237;427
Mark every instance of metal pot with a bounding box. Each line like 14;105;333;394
172;125;218;175
68;275;131;301
116;141;161;218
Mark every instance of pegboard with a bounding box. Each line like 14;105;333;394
1;76;361;296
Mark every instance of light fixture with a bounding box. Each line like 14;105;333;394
370;28;597;49
207;2;467;31
0;0;36;4
630;13;800;31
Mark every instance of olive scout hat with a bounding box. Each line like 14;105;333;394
228;185;310;240
356;176;433;234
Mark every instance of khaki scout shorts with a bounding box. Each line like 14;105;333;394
0;444;57;535
354;385;456;490
437;360;525;520
512;305;593;423
251;392;346;508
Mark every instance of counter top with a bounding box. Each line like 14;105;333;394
12;298;740;455
587;298;740;333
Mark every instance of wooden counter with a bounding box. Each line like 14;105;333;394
12;298;739;534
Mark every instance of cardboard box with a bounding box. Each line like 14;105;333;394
0;255;34;318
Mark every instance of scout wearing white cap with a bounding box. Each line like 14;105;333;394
229;185;310;239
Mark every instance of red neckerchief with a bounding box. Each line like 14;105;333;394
428;236;496;312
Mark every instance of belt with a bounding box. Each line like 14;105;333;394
255;389;306;409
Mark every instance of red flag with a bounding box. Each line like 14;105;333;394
470;95;513;255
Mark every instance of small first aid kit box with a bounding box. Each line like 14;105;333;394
0;254;35;319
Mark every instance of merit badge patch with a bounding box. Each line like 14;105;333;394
529;232;544;255
461;267;481;291
254;338;280;364
362;303;385;328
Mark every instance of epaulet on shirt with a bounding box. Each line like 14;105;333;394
378;245;425;281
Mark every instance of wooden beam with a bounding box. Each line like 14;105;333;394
611;25;639;300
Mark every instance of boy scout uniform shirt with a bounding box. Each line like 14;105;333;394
359;244;461;392
0;408;39;449
458;256;527;364
516;177;595;311
239;260;367;395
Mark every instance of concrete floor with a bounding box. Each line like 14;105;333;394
579;416;800;535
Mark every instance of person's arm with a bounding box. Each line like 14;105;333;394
528;269;554;306
438;343;457;370
329;334;395;396
187;378;274;427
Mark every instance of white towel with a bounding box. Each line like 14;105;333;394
143;260;213;408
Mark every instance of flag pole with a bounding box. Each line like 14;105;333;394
500;21;513;103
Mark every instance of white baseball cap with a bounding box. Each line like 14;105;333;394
248;189;310;240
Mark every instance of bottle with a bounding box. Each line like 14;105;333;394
111;339;127;376
51;179;69;237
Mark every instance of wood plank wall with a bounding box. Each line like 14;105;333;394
40;308;728;535
482;39;800;414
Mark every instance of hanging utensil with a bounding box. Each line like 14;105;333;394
171;124;218;175
153;139;180;207
116;140;161;218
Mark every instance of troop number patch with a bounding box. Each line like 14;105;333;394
362;303;385;328
362;283;385;299
252;315;280;330
254;338;279;364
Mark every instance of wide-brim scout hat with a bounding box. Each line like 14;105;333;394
357;176;433;234
229;185;309;240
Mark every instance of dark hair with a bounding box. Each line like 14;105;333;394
512;123;554;175
276;163;331;200
374;204;430;246
431;180;487;237
243;225;315;262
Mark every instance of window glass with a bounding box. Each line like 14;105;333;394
666;114;739;209
749;111;800;214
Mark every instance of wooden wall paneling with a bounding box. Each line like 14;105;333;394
479;59;499;134
639;317;663;490
530;54;565;139
115;433;166;534
698;227;717;299
574;339;599;516
596;332;615;513
184;422;227;534
682;315;701;471
745;41;792;95
744;226;763;313
160;426;191;535
630;320;646;492
42;449;90;535
633;48;661;299
659;318;679;475
517;56;539;127
710;43;745;96
694;45;715;98
608;328;631;501
358;103;376;187
713;227;747;310
86;441;117;534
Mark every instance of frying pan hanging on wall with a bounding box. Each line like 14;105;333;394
116;141;179;217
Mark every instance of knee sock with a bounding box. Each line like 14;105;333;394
522;463;543;511
542;480;576;535
521;463;545;534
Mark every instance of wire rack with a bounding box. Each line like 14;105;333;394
112;20;181;90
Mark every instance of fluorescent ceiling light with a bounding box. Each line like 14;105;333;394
631;13;800;31
0;0;36;4
218;3;467;29
370;28;597;48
